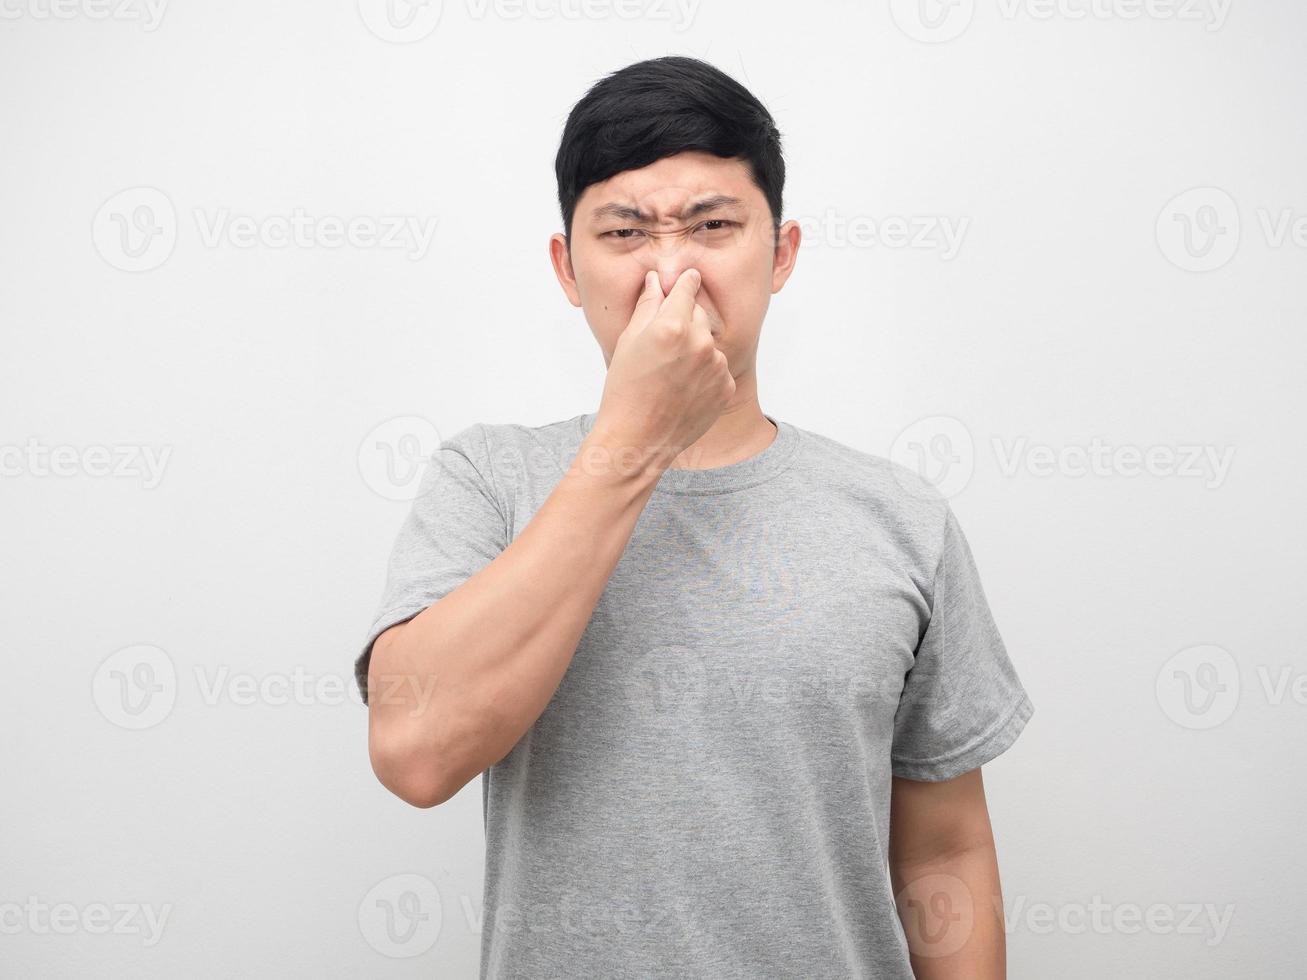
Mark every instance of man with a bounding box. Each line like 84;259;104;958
355;55;1034;979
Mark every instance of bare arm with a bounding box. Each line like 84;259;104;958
365;266;733;808
366;426;663;807
888;768;1008;979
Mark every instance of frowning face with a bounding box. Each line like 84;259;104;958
549;150;800;376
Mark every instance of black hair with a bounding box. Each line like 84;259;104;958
554;56;785;248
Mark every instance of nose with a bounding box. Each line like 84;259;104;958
638;228;705;296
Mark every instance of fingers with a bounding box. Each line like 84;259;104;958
636;269;664;310
658;267;701;324
691;302;712;332
690;305;716;349
624;269;666;337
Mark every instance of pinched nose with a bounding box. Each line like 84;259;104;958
637;237;706;296
651;262;702;298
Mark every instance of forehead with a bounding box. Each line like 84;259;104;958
576;150;763;223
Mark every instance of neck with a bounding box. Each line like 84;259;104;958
667;373;776;470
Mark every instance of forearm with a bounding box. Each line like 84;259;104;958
367;423;663;806
889;842;1007;980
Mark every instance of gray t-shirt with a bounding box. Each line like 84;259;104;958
355;410;1034;979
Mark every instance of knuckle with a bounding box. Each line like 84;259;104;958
653;318;685;343
690;333;714;355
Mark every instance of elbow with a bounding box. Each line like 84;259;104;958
368;729;464;809
396;777;455;811
364;624;466;807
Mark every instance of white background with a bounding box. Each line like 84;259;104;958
2;0;1304;976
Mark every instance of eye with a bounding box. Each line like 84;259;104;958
696;219;739;234
601;228;644;239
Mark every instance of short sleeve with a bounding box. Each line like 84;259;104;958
890;504;1034;781
353;423;508;706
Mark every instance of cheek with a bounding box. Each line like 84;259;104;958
577;273;640;346
709;228;771;280
576;253;642;311
702;251;771;319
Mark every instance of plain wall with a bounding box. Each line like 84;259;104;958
2;1;1303;976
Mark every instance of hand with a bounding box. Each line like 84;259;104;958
593;268;735;469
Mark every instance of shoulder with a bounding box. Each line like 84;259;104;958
792;423;947;512
789;421;953;566
444;412;590;490
440;412;580;455
474;412;587;460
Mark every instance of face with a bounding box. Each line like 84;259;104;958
549;150;801;376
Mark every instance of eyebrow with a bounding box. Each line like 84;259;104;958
590;194;745;224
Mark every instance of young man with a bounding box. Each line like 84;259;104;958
356;56;1034;980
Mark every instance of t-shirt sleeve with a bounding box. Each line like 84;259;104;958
890;503;1034;781
353;423;508;706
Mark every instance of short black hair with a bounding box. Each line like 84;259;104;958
554;56;785;248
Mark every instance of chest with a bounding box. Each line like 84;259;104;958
559;496;928;732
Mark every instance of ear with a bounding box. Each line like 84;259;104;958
770;219;802;294
549;233;583;307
